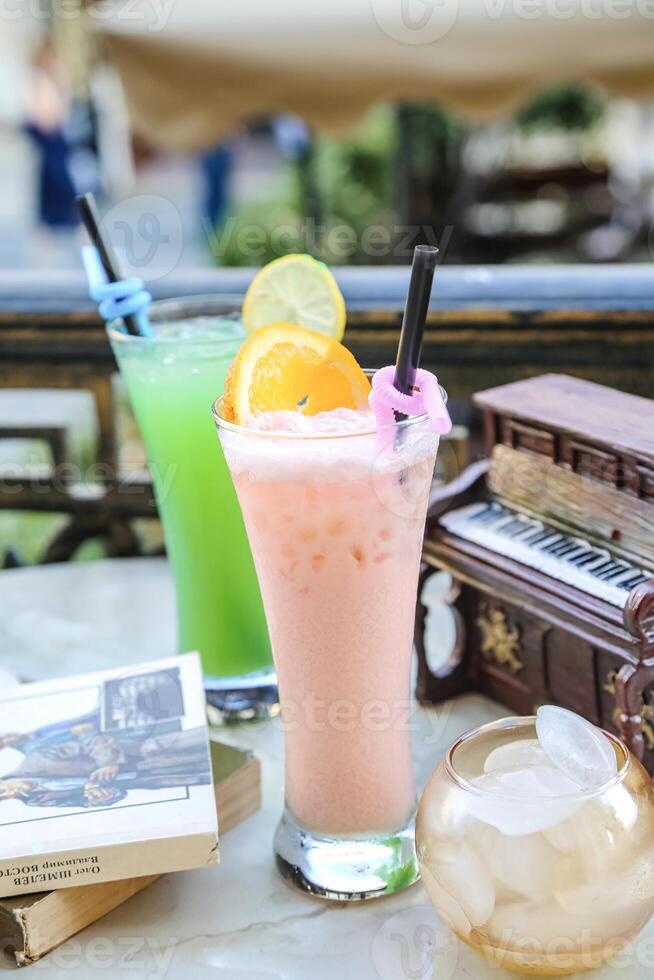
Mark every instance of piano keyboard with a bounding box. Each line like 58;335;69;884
440;502;651;608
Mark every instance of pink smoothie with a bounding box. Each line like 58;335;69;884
220;408;439;836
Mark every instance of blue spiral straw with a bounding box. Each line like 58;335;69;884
81;245;152;337
76;192;152;337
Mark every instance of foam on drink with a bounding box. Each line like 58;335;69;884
220;407;440;486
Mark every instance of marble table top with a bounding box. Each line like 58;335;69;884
0;557;652;979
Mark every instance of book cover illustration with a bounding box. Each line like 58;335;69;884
0;654;218;896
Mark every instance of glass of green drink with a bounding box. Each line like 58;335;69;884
108;296;275;720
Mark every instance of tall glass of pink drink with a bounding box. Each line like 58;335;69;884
213;389;442;899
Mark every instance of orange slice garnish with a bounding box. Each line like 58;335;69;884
223;323;371;423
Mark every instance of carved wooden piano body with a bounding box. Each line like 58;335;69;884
417;373;654;774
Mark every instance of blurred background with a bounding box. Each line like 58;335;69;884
1;0;654;568
3;2;654;272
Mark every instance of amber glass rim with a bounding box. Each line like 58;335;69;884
445;715;630;802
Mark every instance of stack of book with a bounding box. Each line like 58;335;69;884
0;655;260;965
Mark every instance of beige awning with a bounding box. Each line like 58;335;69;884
99;0;654;152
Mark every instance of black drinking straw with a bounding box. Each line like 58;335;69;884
76;192;141;336
393;244;439;415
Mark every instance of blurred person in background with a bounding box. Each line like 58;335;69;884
24;37;78;231
200;141;234;230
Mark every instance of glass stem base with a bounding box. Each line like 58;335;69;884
204;669;278;724
273;807;420;901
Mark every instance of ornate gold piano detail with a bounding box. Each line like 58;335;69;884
476;602;524;676
416;374;654;775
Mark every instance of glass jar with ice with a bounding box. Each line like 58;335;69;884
416;707;654;976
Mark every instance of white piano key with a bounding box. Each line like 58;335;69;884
440;503;651;608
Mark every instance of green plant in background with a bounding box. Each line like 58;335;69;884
211;87;606;268
209;195;305;268
516;84;606;133
312;105;396;264
213;106;397;267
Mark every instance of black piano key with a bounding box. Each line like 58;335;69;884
539;535;566;553
478;506;508;526
511;522;540;539
617;572;650;591
589;559;621;578
472;504;501;524
571;550;603;568
580;552;610;569
497;519;532;538
531;531;561;546
545;543;571;558
521;527;549;545
595;561;624;579
596;563;630;582
560;545;591;562
548;540;579;558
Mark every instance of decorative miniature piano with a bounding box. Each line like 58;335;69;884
416;373;654;774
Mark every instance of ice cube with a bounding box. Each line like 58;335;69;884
553;844;654;948
420;863;472;937
417;771;470;840
547;792;644;884
541;814;577;854
421;839;495;930
471;766;582;836
479;824;566;900
485;896;637;959
536;706;617;791
556;847;654;916
484;738;551;775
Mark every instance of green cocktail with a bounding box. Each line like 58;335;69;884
108;297;275;718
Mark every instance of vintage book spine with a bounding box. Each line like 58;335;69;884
0;743;261;966
0;875;160;967
0;832;218;899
